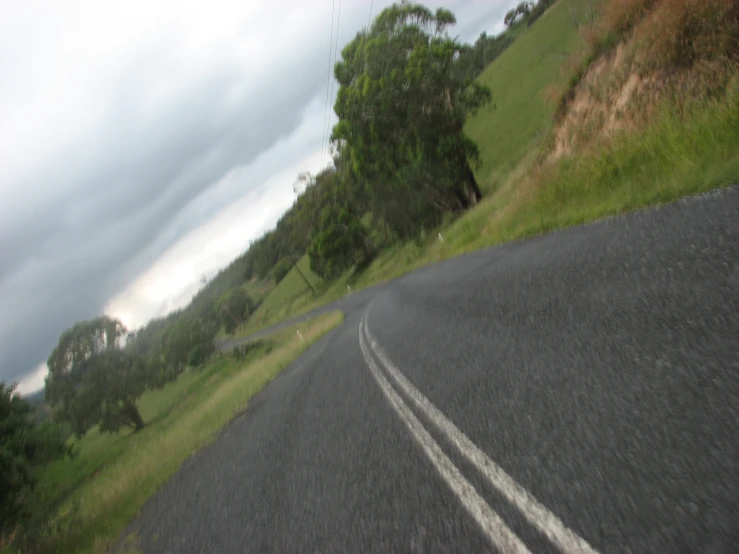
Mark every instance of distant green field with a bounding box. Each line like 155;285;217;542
466;0;586;190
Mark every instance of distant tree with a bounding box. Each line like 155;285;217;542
186;341;215;368
161;316;216;371
1;383;73;546
455;31;516;84
505;2;534;27
272;257;293;284
527;0;557;27
216;288;253;335
308;205;374;279
45;316;148;436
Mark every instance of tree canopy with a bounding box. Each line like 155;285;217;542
216;287;254;335
332;2;492;237
505;0;558;28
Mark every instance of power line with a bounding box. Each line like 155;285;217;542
319;0;371;170
319;0;337;170
324;0;342;166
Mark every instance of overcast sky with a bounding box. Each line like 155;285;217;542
1;0;517;394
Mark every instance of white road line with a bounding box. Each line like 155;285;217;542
363;317;599;554
358;320;532;554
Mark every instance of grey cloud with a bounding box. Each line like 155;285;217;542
0;0;519;387
0;19;329;384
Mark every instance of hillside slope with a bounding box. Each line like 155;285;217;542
466;0;588;189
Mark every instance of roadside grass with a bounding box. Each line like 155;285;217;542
430;89;739;256
518;94;739;231
36;311;343;554
466;0;588;190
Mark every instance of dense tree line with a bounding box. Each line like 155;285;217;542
455;32;516;82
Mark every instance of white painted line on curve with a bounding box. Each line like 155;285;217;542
363;316;598;554
358;320;532;554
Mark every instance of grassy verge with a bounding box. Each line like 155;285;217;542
36;311;343;554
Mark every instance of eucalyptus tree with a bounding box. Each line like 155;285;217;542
332;1;491;236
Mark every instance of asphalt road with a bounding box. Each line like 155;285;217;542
125;188;739;553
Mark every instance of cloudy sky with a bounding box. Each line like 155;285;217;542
1;0;517;394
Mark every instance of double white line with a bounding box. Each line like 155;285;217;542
358;314;598;554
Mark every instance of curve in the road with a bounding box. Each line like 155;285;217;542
124;187;739;553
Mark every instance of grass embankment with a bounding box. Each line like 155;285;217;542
37;311;343;553
466;0;587;190
243;0;739;334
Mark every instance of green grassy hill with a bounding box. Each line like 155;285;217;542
467;0;586;190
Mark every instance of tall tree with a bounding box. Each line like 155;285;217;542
332;1;491;237
45;316;147;436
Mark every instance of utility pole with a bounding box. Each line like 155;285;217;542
293;258;317;295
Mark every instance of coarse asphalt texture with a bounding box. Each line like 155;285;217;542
124;188;739;553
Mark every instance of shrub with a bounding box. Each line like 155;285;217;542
272;258;293;284
231;340;274;361
1;383;74;548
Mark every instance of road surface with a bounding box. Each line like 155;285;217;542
125;188;738;553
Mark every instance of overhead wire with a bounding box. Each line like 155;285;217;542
319;0;337;170
319;0;373;171
324;0;342;168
